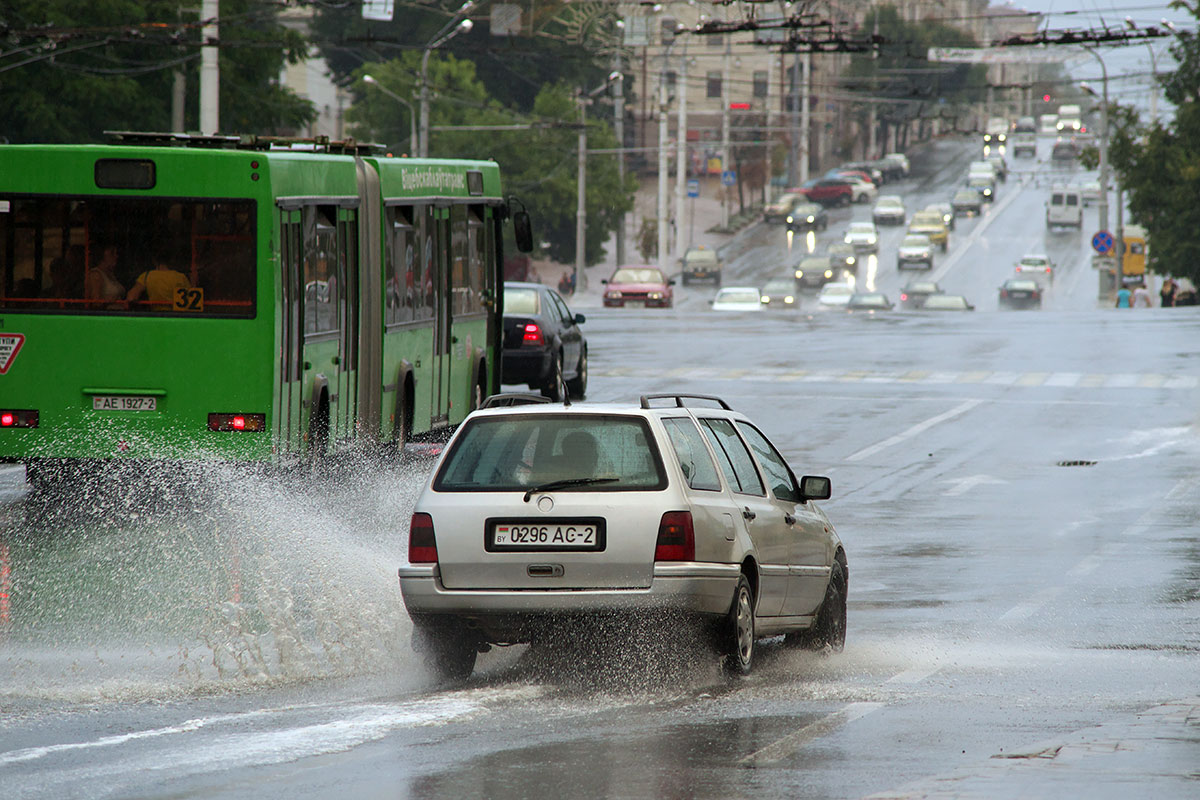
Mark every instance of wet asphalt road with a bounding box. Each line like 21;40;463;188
1;136;1198;799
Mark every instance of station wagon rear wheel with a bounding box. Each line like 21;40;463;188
722;575;756;676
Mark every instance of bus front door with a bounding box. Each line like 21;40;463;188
279;209;305;458
334;207;359;444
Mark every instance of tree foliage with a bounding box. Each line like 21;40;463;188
0;0;314;143
1108;21;1200;283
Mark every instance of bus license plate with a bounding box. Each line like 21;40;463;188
93;396;157;411
491;522;599;550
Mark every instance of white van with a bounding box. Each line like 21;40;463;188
1046;185;1083;229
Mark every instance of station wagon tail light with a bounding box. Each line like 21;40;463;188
208;413;266;432
0;410;38;428
409;512;438;563
522;323;544;346
655;511;695;561
900;293;909;301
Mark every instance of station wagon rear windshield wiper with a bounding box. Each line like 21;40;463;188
523;477;619;502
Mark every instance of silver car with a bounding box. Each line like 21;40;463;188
399;395;847;680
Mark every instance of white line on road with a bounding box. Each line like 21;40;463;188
738;702;884;767
846;399;984;462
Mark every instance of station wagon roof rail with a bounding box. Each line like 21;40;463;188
639;393;732;410
478;393;553;409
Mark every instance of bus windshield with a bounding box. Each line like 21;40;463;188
0;195;256;317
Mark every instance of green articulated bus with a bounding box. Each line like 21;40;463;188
0;133;532;488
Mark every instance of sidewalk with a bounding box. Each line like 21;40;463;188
867;697;1200;799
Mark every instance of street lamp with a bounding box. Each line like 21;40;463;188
419;2;475;157
362;74;417;153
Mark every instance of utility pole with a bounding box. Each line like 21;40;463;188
613;49;626;268
674;45;689;258
575;93;588;291
800;51;811;183
200;0;219;134
657;62;671;273
720;25;731;229
788;52;800;186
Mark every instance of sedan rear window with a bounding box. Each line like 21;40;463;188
435;414;667;492
503;288;539;315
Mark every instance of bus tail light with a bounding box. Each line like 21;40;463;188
0;410;38;428
655;511;695;561
409;512;438;563
522;323;544;346
208;413;266;432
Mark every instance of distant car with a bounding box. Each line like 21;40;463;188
952;189;984;216
883;152;910;176
999;278;1043;309
899;280;943;310
908;211;949;252
602;265;674;308
846;292;894;312
840;161;885;184
680;246;722;285
398;394;846;680
759;277;798;308
827;168;878;187
826;242;859;274
920;294;975;311
982;116;1009;145
1012;133;1037;158
711;286;765;312
1080;180;1100;207
924;202;956;231
1014;116;1037;134
844;221;880;254
502;282;588;400
794;255;843;290
1040;114;1059;135
967;174;996;201
870;158;905;182
897;234;934;270
817;282;856;309
1015;254;1055;283
986;155;1008;182
873;195;907;225
798;178;854;207
785;202;829;233
841;176;879;204
1051;138;1078;162
763;192;807;224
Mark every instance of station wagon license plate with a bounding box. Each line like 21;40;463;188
487;518;606;552
93;396;157;411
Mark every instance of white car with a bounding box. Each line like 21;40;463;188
398;395;848;680
842;177;878;204
817;282;855;309
1015;254;1055;283
883;152;910;176
872;195;906;225
897;234;933;269
711;286;765;312
844;221;880;253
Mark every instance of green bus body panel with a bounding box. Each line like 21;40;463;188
0;145;506;465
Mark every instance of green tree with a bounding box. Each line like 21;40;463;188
0;1;313;143
1107;16;1200;283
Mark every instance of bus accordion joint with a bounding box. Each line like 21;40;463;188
0;410;38;428
208;413;266;432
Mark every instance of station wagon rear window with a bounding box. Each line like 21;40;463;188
435;414;667;492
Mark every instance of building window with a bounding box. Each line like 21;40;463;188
753;70;768;98
707;71;722;99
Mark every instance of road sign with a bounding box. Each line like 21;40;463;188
721;170;736;187
1092;230;1114;254
687;179;700;198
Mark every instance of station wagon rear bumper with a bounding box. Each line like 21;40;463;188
398;561;740;618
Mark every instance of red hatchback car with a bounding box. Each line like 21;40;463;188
602;265;675;308
798;178;853;207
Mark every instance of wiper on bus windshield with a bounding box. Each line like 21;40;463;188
523;477;619;503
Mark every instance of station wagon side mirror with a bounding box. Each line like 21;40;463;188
601;279;609;284
799;475;832;502
575;312;586;324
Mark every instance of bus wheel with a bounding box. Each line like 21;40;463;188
309;395;330;470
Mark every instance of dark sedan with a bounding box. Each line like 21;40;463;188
952;188;984;217
785;202;828;232
502;282;587;400
998;279;1043;310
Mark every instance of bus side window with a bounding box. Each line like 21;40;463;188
387;206;416;325
303;205;338;336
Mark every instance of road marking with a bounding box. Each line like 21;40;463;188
998;586;1065;622
942;474;1007;496
846;399;984;462
738;702;884;767
1044;372;1081;387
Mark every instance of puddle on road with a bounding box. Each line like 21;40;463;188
0;455;436;707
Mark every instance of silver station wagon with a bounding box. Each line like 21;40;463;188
398;394;848;680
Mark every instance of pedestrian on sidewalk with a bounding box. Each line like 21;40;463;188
1115;284;1132;308
1132;283;1153;308
1160;277;1177;308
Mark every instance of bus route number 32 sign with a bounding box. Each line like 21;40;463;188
0;333;25;375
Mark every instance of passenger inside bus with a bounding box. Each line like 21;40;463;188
84;244;126;306
127;251;191;309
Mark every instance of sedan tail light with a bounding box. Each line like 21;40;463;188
409;512;439;564
522;322;544;346
655;511;695;561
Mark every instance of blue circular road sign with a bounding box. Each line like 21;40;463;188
1092;230;1114;254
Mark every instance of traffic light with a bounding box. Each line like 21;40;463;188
1043;93;1052;103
